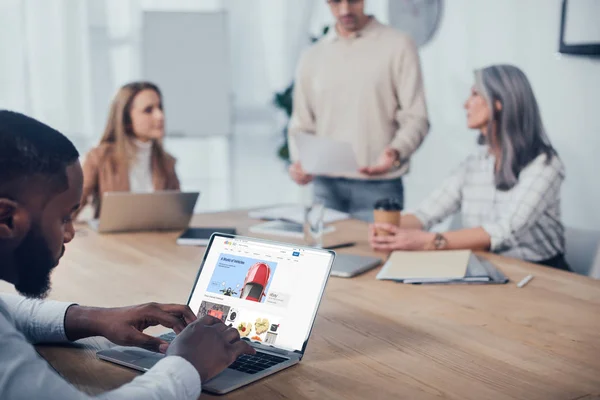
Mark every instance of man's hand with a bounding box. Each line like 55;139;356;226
65;303;197;353
359;148;400;176
288;161;313;185
369;223;435;251
167;315;256;382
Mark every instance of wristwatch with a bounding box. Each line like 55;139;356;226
435;233;448;250
426;233;448;250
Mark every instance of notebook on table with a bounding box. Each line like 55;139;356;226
248;220;335;239
376;250;508;284
248;205;349;225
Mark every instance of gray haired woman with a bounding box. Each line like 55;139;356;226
369;64;569;271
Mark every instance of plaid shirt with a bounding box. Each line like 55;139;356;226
413;147;565;262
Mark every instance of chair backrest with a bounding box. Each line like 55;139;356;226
447;214;600;279
564;227;600;278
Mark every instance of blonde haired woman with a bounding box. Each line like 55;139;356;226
78;81;180;218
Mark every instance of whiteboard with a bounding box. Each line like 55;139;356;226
142;11;232;137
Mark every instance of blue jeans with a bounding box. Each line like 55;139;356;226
313;177;404;222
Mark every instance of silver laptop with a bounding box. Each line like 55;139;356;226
89;191;199;233
330;253;382;278
97;233;335;394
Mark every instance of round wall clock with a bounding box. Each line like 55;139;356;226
388;0;444;47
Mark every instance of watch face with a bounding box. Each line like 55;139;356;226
389;0;443;47
434;234;447;249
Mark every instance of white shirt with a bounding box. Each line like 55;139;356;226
128;140;154;193
0;293;201;400
413;147;565;262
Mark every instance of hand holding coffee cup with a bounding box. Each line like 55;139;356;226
373;198;402;236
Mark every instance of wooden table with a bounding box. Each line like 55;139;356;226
2;209;600;399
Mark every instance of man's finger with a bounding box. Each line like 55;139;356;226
229;339;256;358
212;321;229;332
367;164;388;175
197;315;222;326
290;162;304;175
223;326;241;344
129;330;168;353
157;304;197;325
146;308;187;333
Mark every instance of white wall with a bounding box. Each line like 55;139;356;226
0;0;93;140
404;0;600;230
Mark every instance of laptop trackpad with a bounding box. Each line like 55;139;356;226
97;347;165;371
204;368;249;394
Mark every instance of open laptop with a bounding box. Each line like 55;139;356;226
89;191;199;233
97;233;335;394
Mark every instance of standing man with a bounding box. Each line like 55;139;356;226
288;0;429;218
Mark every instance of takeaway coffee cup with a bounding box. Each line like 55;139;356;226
373;198;402;236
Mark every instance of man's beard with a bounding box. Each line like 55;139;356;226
13;228;61;299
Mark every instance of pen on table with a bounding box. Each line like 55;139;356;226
517;274;534;288
325;242;356;250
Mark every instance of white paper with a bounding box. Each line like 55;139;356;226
248;205;349;225
249;220;336;239
294;132;359;175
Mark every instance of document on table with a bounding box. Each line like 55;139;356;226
294;132;359;175
376;250;472;281
376;250;509;285
248;205;349;224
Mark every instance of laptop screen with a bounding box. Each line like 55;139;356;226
188;235;334;353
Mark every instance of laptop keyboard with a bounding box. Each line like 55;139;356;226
159;332;288;374
228;352;288;374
